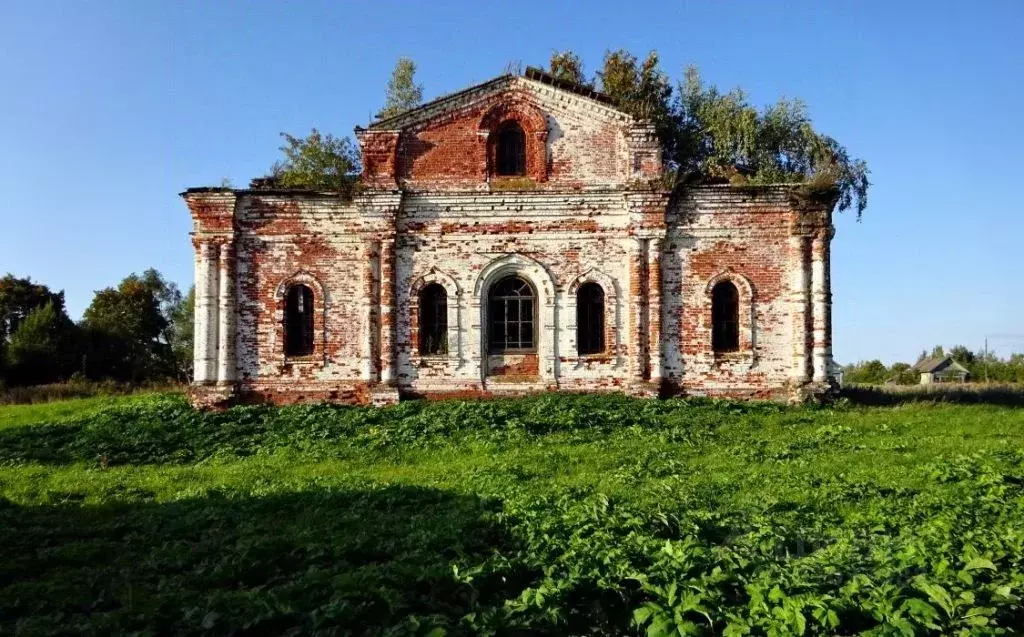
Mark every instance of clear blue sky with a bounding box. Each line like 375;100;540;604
2;0;1022;363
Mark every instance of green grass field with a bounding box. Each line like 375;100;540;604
1;392;1022;635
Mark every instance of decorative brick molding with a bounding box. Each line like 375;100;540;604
565;267;622;368
272;270;329;369
408;267;463;366
703;269;757;367
480;98;549;183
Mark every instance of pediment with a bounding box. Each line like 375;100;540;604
364;72;634;134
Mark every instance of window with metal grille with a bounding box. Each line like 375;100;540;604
711;281;740;353
418;283;448;355
284;284;314;357
576;282;605;355
488;276;535;352
496;121;526;176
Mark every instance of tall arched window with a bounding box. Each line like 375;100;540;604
418;283;448;355
284;284;314;357
496;121;526;176
488;276;535;352
576;282;605;355
711;281;740;353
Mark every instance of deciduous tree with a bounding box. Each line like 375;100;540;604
271;129;360;197
548;50;589;86
169;286;195;381
5;302;76;385
81;269;180;382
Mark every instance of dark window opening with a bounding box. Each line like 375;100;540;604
576;282;605;355
496;121;526;176
711;281;740;353
418;283;448;355
284;284;315;357
488;276;535;352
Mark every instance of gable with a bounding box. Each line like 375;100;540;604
357;72;661;190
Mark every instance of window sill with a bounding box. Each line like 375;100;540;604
284;355;319;365
578;353;614;363
415;354;452;367
488;176;538;191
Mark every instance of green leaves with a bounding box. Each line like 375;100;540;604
3;394;1024;634
272;129;360;197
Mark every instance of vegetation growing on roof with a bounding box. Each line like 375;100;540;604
548;49;870;218
267;129;361;197
376;57;424;121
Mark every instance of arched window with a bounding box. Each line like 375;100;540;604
418;283;448;355
488;276;535;352
576;282;605;355
284;284;314;357
711;281;740;353
496;121;526;176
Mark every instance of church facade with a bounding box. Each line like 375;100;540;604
183;69;836;407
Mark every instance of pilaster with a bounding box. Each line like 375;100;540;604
811;227;834;382
216;242;235;384
647;237;664;384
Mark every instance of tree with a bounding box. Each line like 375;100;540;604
676;65;869;217
949;345;976;366
888;362;919;385
5;302;76;385
548;50;589;85
271;129;360;197
844;359;889;384
0;275;66;341
169;286;195;381
597;50;678;161
81;269;180;382
377;57;423;120
550;49;872;217
930;345;946;359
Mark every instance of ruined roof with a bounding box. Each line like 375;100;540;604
913;356;969;374
522;66;614;104
364;68;628;132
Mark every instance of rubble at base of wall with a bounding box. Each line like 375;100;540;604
188;385;238;411
785;380;837;405
186;380;836;410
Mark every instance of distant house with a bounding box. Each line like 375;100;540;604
913;356;969;384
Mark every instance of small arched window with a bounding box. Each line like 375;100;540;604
496;121;526;176
488;276;535;352
284;284;314;357
576;282;605;355
711;281;740;353
418;283;448;355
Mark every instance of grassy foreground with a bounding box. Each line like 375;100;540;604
1;393;1023;636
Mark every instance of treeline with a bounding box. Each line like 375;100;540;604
844;345;1024;385
0;271;193;388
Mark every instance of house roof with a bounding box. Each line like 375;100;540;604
913;356;969;374
364;67;627;132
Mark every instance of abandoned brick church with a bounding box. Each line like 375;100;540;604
183;68;836;407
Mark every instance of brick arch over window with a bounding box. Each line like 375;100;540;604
566;268;621;364
273;271;328;365
703;270;756;358
479;100;548;182
408;268;463;364
472;253;558;381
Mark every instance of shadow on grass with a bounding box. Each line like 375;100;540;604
840;383;1024;407
0;485;535;636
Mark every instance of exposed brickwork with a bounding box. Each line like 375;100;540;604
183;74;835;407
